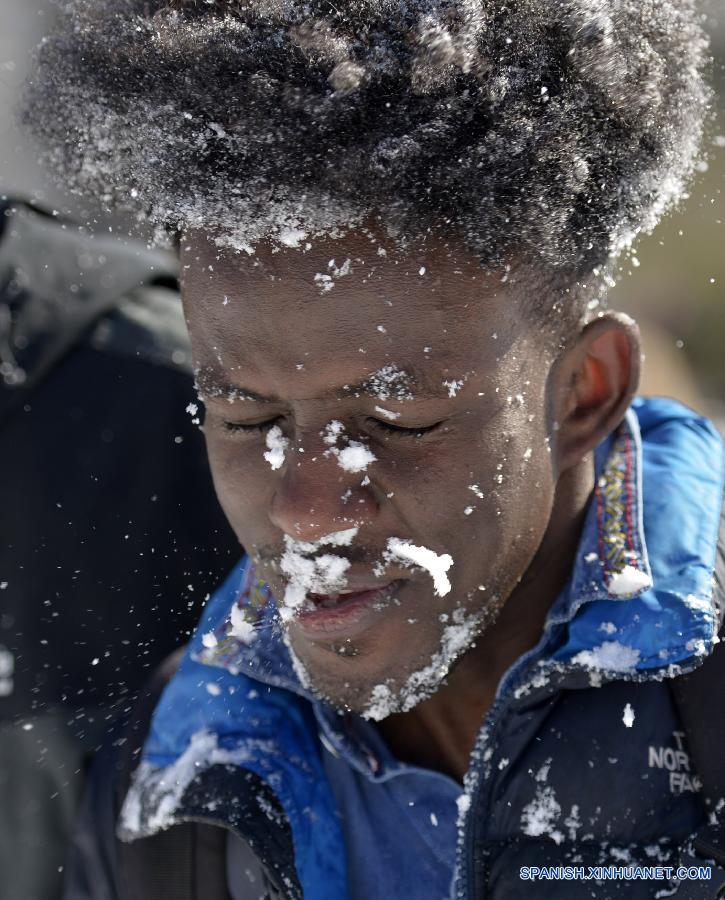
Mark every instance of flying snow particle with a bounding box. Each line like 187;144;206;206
622;703;635;728
0;651;13;678
229;604;257;644
202;631;218;649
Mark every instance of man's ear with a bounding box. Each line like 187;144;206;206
549;313;641;474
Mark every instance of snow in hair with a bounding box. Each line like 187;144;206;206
24;0;710;275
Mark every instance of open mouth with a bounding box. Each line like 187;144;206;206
291;580;405;639
308;586;394;608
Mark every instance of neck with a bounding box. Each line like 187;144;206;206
376;457;594;782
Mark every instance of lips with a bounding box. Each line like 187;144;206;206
308;583;393;608
291;580;405;640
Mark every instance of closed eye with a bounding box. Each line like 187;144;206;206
368;418;444;438
222;417;282;434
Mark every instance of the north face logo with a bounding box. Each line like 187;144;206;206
648;731;702;794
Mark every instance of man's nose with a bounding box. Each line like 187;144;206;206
268;445;378;542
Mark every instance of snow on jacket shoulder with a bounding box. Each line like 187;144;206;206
65;398;725;900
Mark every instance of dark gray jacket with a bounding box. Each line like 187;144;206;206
0;198;239;900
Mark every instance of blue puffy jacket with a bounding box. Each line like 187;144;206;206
66;398;725;900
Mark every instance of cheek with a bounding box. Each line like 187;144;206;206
203;431;275;537
436;416;555;579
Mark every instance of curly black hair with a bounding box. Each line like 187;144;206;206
23;0;711;281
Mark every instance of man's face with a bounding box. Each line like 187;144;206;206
182;231;559;717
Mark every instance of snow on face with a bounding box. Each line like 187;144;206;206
442;377;467;398
363;364;414;401
362;604;483;720
264;425;290;470
383;538;453;597
337;443;377;473
186;233;564;719
322;420;345;446
374;405;400;421
322;420;377;473
314;257;352;293
277;529;358;622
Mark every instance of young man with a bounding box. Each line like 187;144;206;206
25;1;725;897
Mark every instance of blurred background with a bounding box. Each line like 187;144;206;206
1;0;724;418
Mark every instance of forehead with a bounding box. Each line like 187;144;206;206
181;230;529;389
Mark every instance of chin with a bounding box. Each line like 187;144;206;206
286;622;472;720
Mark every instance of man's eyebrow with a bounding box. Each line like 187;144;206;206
343;365;417;401
195;365;449;404
195;370;276;403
